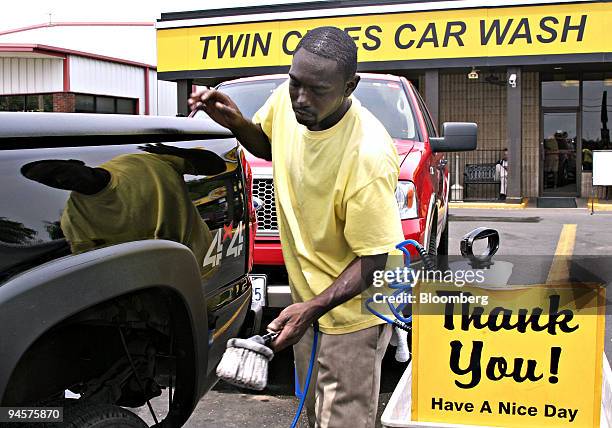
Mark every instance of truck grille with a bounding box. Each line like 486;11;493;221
253;178;278;235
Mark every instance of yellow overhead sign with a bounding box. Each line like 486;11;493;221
157;2;610;73
411;282;606;427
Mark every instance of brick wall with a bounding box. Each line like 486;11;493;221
581;172;609;199
440;72;508;200
521;72;540;198
438;71;542;199
440;72;508;151
52;93;75;113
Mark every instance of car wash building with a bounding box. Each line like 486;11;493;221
156;0;612;202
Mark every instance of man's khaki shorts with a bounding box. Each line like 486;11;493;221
293;323;392;428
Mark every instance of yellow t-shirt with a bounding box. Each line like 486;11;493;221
60;153;212;272
253;82;405;334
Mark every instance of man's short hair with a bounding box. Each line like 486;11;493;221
295;26;358;81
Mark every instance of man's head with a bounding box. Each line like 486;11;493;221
21;159;110;194
289;26;360;129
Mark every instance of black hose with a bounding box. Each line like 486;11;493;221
416;245;436;271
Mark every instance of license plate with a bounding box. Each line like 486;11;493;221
250;274;267;308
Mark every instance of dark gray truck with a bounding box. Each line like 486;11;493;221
0;112;257;427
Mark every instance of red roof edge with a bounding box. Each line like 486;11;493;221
0;43;156;70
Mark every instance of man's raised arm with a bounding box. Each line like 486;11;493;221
188;89;272;161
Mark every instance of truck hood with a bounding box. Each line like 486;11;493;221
394;139;417;161
245;150;272;172
246;138;418;173
398;140;427;181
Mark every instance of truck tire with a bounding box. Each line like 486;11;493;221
62;404;148;428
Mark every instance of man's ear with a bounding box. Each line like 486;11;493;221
344;75;360;97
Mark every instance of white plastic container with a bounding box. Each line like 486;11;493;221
382;355;612;428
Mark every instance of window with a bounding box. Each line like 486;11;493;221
75;95;95;112
0;94;52;112
413;87;437;138
0;96;25;111
216;80;285;120
117;98;136;114
196;77;419;140
354;79;418;140
96;97;115;114
541;73;580;108
75;94;136;114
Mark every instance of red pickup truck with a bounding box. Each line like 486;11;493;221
193;73;476;312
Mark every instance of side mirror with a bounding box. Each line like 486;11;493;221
430;122;477;152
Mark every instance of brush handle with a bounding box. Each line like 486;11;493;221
262;331;278;344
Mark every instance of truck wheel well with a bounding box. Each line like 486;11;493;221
3;287;196;421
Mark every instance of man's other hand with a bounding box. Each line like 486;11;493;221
266;302;321;352
188;89;247;131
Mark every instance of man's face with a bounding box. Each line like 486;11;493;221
288;48;355;129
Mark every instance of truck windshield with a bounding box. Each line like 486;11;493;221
194;77;417;140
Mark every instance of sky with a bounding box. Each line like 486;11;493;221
0;0;315;30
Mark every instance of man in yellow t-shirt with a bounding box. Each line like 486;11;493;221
190;26;404;427
21;147;226;274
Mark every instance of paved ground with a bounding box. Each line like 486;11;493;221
137;206;612;427
449;207;612;357
137;348;406;428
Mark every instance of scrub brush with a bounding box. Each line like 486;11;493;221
216;332;277;390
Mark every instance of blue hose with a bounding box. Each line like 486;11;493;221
364;239;427;329
291;324;319;428
290;240;425;427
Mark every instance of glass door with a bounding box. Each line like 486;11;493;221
541;111;579;195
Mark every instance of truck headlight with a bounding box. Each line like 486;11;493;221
395;181;418;220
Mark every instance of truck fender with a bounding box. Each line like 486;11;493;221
0;239;208;406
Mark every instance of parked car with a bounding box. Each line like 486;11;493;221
0;112;257;427
192;73;476;316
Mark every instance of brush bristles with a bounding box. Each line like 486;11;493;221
216;346;271;390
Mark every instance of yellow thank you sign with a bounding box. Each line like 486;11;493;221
411;283;605;427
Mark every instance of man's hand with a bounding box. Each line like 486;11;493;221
265;254;389;352
267;302;322;352
188;88;273;161
188;89;248;131
138;143;227;175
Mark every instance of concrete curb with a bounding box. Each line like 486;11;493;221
449;198;528;210
449;198;612;211
588;198;612;212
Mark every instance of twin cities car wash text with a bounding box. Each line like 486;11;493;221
443;294;577;389
199;15;587;60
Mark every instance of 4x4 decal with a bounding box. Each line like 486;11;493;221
203;221;245;268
